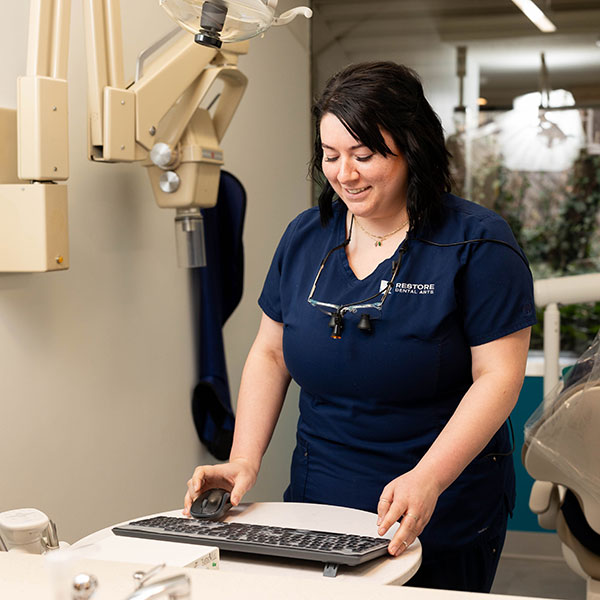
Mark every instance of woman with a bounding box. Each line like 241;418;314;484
184;62;535;592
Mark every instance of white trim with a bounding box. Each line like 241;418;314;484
525;350;578;378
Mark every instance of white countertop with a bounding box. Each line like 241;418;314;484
0;552;556;600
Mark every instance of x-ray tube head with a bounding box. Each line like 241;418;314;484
175;209;206;268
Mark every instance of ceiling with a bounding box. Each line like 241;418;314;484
312;0;600;107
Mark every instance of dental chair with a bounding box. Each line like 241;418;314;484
523;331;600;600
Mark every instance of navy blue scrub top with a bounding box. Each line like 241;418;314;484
258;194;536;554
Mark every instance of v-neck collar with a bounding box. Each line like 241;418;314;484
334;204;407;284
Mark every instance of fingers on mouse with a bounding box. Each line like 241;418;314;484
190;488;233;520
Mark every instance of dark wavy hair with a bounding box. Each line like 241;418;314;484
311;61;452;230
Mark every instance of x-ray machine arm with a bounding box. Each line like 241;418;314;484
0;0;308;272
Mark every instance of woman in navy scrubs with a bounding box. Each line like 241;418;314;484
184;62;535;592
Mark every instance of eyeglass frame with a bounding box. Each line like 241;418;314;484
306;217;408;324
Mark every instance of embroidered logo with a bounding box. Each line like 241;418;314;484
380;280;436;295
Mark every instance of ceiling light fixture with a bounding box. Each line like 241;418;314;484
511;0;557;33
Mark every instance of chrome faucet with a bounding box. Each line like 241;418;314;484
124;573;191;600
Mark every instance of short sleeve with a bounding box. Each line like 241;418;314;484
457;217;536;346
258;217;300;323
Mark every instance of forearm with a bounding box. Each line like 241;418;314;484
184;314;291;512
416;371;521;494
415;328;530;495
229;321;292;473
376;328;530;552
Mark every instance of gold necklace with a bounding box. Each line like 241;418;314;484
354;215;409;247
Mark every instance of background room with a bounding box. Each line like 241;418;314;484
1;1;600;599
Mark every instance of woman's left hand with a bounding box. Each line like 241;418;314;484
376;468;441;556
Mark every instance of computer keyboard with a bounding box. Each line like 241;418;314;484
112;516;390;577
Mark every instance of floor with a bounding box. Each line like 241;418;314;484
491;556;587;599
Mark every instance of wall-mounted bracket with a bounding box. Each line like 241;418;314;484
0;183;69;272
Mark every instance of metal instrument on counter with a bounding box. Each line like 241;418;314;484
70;563;191;600
72;573;98;600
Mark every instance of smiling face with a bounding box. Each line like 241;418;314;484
320;113;409;223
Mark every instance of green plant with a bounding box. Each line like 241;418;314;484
471;139;600;355
492;166;529;247
551;152;600;272
532;303;600;355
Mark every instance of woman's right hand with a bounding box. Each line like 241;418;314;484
183;458;258;516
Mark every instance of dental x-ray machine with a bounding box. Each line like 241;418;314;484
0;0;311;272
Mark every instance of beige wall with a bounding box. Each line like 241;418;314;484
0;1;310;542
221;1;310;503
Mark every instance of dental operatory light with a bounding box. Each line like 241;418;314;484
497;89;585;172
153;0;311;269
496;51;585;172
160;0;312;49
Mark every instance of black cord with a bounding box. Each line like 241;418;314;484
413;237;531;270
483;416;516;458
413;236;525;460
333;232;523;457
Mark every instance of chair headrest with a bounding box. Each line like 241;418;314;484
523;383;600;534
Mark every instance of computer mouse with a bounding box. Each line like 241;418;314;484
190;488;233;520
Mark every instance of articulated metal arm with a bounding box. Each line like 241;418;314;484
1;0;312;272
0;0;248;272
